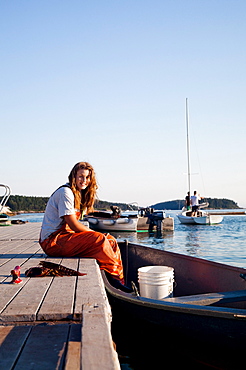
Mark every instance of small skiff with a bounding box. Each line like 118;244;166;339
85;213;139;232
85;207;168;232
102;241;246;367
84;207;139;232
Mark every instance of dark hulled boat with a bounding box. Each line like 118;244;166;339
102;241;246;368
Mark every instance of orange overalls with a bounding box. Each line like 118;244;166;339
39;212;124;283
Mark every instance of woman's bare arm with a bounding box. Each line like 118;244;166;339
64;214;90;232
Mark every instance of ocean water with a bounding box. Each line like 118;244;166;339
10;213;45;223
115;211;246;269
11;211;246;269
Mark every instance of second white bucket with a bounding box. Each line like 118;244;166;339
138;265;174;300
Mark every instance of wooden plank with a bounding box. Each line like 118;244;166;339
0;222;41;241
81;303;120;370
0;325;31;370
37;259;79;321
0;247;46;286
0;248;48;315
0;237;38;246
64;324;81;370
0;240;28;254
74;259;111;320
13;324;69;370
0;277;53;322
0;223;120;368
0;324;83;370
0;257;62;321
0;244;43;273
0;241;41;261
0;277;29;315
81;305;120;370
80;260;120;370
77;259;120;369
165;290;246;306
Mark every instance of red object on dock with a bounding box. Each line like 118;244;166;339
11;265;22;284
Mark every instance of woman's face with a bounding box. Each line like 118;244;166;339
76;168;91;190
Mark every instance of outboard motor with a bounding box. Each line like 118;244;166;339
110;206;122;218
147;210;166;232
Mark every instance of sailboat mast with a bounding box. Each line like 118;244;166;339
186;98;191;196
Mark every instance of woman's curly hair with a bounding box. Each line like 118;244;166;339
68;162;98;214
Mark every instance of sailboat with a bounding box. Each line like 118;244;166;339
177;100;223;225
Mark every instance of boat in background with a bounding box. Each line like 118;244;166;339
177;204;223;225
84;206;139;232
193;213;224;225
85;206;173;232
0;184;11;225
178;99;223;225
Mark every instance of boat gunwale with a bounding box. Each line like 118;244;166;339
102;272;246;319
103;242;246;320
120;241;246;273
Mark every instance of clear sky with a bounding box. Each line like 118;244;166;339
1;1;246;208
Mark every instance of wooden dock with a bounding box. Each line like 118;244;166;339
0;222;120;370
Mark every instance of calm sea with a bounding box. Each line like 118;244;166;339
11;210;246;268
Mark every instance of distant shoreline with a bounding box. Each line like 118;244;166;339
11;208;246;216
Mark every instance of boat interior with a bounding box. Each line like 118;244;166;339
118;241;246;310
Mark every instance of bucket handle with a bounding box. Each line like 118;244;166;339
131;281;140;297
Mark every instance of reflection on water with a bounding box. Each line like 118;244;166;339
10;211;246;268
111;212;246;268
185;230;202;255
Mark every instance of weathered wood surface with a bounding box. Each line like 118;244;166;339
0;222;120;369
0;325;31;369
0;223;103;323
0;323;80;370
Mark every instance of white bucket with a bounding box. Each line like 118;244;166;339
138;265;174;300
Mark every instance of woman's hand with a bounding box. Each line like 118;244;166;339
64;214;90;232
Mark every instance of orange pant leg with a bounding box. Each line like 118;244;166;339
40;230;124;281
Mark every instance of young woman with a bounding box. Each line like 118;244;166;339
39;161;127;288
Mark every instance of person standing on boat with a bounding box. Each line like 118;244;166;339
190;190;203;217
39;161;128;290
185;192;191;211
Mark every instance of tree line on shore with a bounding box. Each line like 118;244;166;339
152;198;239;210
4;195;136;213
2;195;240;213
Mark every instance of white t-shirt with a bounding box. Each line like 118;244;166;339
40;185;76;242
190;194;200;206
